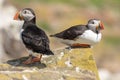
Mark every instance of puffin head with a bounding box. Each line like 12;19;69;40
14;8;36;23
87;19;104;33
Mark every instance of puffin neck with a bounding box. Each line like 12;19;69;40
86;25;100;34
22;18;36;29
86;25;90;29
24;17;36;24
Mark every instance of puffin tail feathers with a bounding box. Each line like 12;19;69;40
50;34;55;37
45;50;54;55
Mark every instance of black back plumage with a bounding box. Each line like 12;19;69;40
50;25;88;40
22;22;54;55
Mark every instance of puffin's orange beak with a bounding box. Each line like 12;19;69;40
99;22;104;30
14;11;20;20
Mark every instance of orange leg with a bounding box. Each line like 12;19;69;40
31;54;42;63
22;55;33;64
22;54;42;64
71;43;90;48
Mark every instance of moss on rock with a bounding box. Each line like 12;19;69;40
0;48;100;80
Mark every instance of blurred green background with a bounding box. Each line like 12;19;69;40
8;0;120;79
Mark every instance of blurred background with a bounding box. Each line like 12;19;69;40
0;0;120;80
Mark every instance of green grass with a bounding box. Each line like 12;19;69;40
11;0;80;5
10;0;93;7
11;0;31;4
11;0;120;9
104;36;120;46
36;0;82;7
89;0;104;8
37;21;51;31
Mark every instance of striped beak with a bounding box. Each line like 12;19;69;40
14;11;20;20
99;22;104;30
13;11;24;20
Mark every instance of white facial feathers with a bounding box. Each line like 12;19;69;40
21;10;35;21
88;20;100;28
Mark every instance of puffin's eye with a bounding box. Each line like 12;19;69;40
23;10;27;14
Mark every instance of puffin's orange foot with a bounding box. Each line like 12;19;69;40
22;55;42;65
31;57;41;63
22;57;33;64
71;44;91;48
22;57;41;64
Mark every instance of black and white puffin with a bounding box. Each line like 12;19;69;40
14;8;54;64
50;19;104;48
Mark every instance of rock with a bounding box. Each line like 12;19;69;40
0;48;100;80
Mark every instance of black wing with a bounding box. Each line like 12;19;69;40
50;25;87;40
22;24;53;55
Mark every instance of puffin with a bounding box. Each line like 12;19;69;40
13;8;54;64
50;19;104;48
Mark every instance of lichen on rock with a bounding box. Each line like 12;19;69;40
0;48;100;80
